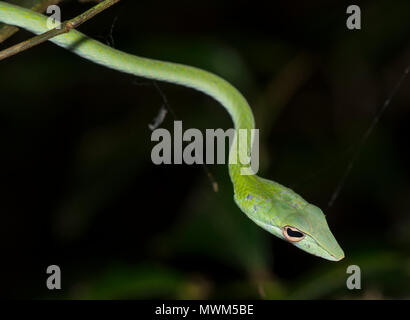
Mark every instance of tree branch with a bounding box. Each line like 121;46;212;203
0;0;120;61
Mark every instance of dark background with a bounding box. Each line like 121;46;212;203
0;0;409;299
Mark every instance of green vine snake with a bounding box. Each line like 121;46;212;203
0;1;344;261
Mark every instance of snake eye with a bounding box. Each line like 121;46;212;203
283;226;305;242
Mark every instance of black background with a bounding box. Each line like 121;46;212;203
0;0;409;299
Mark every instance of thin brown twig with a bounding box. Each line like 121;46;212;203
0;0;120;61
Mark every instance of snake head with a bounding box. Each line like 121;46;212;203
274;202;345;261
235;177;345;261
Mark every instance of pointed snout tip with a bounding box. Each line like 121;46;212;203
330;250;345;262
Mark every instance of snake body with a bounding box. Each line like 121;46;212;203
0;1;344;261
